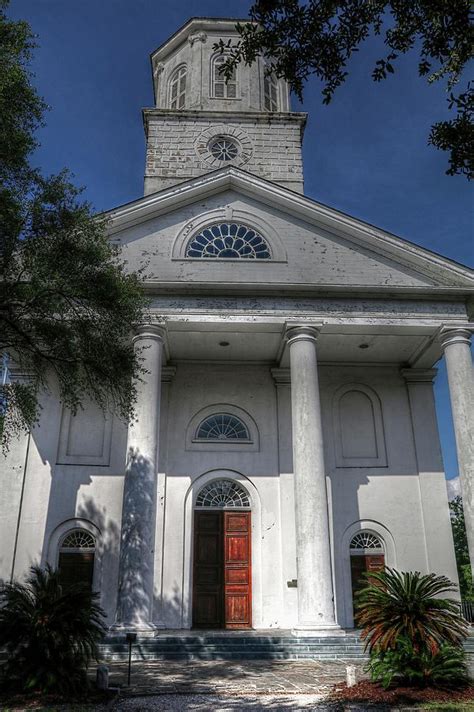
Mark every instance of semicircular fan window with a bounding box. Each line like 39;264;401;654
350;532;383;551
185;223;271;259
60;530;95;550
196;479;250;508
196;413;250;441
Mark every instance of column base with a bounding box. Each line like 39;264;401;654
292;623;345;637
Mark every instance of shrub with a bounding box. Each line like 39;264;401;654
355;568;468;688
367;637;469;689
0;564;107;695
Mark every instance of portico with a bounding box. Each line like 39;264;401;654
112;311;473;632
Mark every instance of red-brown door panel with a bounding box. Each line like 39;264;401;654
225;593;250;625
225;568;249;584
225;534;250;563
224;511;251;629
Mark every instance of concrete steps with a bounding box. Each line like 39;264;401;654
99;633;367;661
99;631;474;663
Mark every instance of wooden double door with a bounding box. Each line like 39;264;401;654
193;510;252;629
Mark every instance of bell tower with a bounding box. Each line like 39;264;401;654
144;18;307;195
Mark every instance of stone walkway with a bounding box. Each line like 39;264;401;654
101;659;367;696
108;693;362;710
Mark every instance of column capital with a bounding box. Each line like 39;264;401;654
285;323;323;346
401;368;438;384
132;323;166;345
439;325;473;349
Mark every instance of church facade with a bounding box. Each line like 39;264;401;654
1;18;473;635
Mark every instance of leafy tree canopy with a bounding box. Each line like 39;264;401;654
449;495;474;601
0;0;147;449
218;0;473;178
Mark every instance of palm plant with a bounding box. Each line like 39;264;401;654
355;568;468;654
0;564;107;695
355;568;469;688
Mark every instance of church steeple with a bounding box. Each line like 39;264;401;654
143;18;307;195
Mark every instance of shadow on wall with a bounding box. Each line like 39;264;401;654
76;496;121;624
114;446;157;627
153;582;183;630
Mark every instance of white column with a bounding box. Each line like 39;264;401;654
439;326;474;576
286;325;340;635
115;324;164;631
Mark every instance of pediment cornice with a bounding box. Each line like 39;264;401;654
103;167;474;291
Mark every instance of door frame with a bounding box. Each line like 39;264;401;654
183;469;263;629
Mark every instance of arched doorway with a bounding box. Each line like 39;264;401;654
57;529;96;592
349;531;385;617
193;479;252;629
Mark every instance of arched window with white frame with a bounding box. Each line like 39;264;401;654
211;54;237;99
169;64;187;109
263;65;279;111
57;529;96;592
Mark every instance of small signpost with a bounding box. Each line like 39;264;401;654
126;632;137;686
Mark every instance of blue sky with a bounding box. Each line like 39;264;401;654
9;0;473;480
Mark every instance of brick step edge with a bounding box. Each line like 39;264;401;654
102;652;368;661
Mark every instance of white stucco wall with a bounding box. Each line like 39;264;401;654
1;358;458;628
114;191;438;289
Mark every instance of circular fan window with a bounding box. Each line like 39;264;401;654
185;222;271;259
60;530;95;550
196;479;250;508
350;532;384;552
209;136;239;161
196;413;250;441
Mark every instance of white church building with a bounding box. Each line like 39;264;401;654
1;18;473;635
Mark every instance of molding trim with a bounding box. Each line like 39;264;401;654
271;367;291;386
401;368;438;383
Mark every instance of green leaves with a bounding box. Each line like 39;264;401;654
449;495;474;600
221;0;473;177
355;568;469;688
355;568;468;655
367;639;469;689
0;2;147;450
0;564;107;695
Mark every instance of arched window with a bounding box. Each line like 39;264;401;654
196;413;250;442
350;532;384;553
263;67;279;111
58;530;95;592
169;65;187;109
196;479;250;508
185;223;271;259
212;54;237;99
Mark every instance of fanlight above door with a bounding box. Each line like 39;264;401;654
196;479;250;508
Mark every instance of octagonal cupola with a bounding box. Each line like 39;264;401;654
144;18;307;195
150;18;291;113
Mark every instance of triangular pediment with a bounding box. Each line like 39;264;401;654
104;167;474;294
